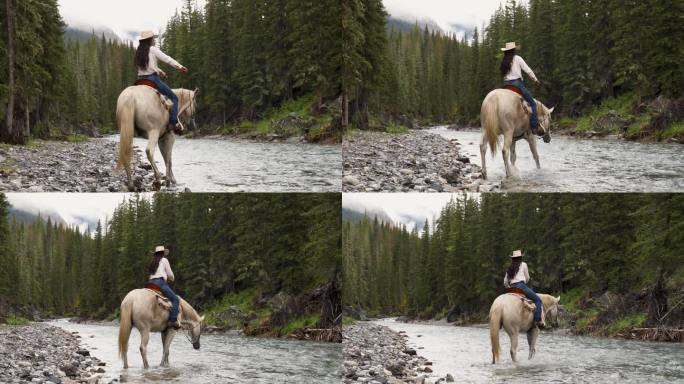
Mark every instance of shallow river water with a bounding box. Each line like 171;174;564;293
106;135;341;192
377;318;684;383
431;127;684;192
50;320;341;383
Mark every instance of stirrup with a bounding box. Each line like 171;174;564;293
167;320;181;330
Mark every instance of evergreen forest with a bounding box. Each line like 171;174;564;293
345;0;684;139
343;193;684;338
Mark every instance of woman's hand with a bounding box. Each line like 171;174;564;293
159;70;168;79
179;66;189;74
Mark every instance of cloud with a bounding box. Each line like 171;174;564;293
5;193;149;232
58;0;206;41
383;0;519;31
343;193;474;232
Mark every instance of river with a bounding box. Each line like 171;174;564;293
50;320;341;383
376;319;684;383
430;127;684;192
105;135;341;192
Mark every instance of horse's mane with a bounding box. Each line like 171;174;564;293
178;297;201;322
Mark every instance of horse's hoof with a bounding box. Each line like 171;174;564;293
153;181;162;191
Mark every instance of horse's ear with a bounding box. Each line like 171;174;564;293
194;87;200;96
556;295;561;303
199;315;205;322
548;106;555;114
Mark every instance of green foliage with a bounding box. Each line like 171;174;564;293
344;194;684;320
0;193;341;318
663;121;684;139
602;313;647;335
5;315;30;326
64;134;89;143
359;0;683;126
384;124;409;134
277;313;320;336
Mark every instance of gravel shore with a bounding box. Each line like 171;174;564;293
0;139;180;192
343;130;497;192
0;323;108;384
343;322;454;384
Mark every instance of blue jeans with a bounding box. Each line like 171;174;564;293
504;78;538;129
150;277;179;322
511;281;543;322
138;74;178;125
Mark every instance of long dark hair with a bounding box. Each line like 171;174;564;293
500;48;516;77
148;252;164;275
506;257;523;281
135;38;153;70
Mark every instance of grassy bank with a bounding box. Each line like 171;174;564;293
192;95;340;144
556;94;684;142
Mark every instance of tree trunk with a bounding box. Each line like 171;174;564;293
4;0;15;142
341;90;349;129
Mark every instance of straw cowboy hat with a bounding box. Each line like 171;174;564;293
501;42;520;51
153;245;170;256
138;31;159;41
510;249;524;258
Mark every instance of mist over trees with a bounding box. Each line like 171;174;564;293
346;0;684;127
343;193;684;319
0;193;341;318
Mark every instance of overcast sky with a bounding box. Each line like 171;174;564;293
58;0;206;41
343;193;474;232
6;193;148;233
384;0;517;31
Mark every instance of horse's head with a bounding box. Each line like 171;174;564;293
545;295;561;327
178;88;199;130
182;314;204;350
538;104;555;143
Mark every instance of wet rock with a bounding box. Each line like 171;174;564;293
446;373;454;382
343;131;484;192
343;323;432;384
0;323;104;383
0;139;174;192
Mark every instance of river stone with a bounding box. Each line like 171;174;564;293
446;373;454;382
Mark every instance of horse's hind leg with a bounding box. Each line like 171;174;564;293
139;329;151;369
480;134;488;180
527;327;539;360
509;330;519;362
501;130;514;178
145;130;163;190
510;140;517;165
527;136;541;169
159;132;176;186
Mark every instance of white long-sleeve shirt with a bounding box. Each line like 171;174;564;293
504;55;538;82
150;257;175;282
138;46;183;76
504;261;530;287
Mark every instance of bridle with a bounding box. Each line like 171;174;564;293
180;320;201;344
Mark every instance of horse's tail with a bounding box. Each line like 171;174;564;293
118;295;133;361
481;93;500;156
117;92;135;169
489;302;502;364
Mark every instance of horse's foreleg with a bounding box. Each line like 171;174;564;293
510;140;517;165
159;133;176;186
527;327;539;360
527;136;541;169
145;130;162;190
161;330;176;367
140;330;151;369
480;135;488;180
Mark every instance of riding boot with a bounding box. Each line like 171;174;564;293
167;320;181;330
535;320;546;329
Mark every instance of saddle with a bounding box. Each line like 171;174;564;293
505;287;536;312
134;80;173;112
502;85;533;116
144;283;173;311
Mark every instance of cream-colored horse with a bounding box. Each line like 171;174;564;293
118;288;204;369
480;89;554;179
116;86;198;191
489;293;560;364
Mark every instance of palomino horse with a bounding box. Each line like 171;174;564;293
116;86;198;191
118;288;204;369
489;292;560;364
480;89;554;179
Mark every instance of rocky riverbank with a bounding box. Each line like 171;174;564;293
343;130;496;192
0;139;180;192
0;323;108;384
343;322;454;384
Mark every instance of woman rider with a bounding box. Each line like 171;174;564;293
500;42;543;136
503;249;545;328
135;31;188;134
148;245;181;330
